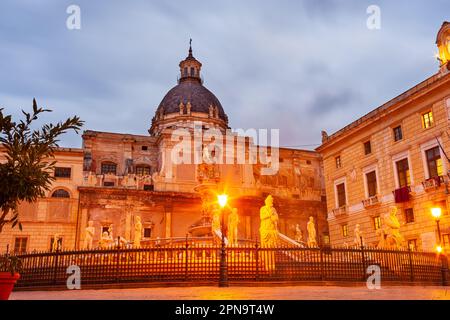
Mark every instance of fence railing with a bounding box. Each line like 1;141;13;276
7;244;449;288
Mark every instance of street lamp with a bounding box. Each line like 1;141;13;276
217;193;228;287
431;207;442;251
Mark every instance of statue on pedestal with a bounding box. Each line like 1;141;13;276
259;195;279;271
52;234;61;252
134;216;142;248
227;208;239;246
84;221;95;250
353;223;364;247
382;206;404;249
294;224;303;243
307;216;318;247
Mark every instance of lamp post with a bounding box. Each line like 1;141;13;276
217;194;228;287
432;207;443;252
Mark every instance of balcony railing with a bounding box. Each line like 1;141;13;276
332;205;347;217
422;176;445;191
362;195;380;208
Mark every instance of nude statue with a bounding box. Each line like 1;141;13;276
294;224;303;243
383;206;404;249
84;221;95;250
353;223;364;246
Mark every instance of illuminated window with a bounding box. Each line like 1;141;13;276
101;162;117;175
422;111;434;129
364;141;372;155
336;183;346;207
50;237;63;252
136;165;151;176
393;126;403;142
396;158;410;187
425;146;443;178
408;239;417;251
335;156;342;169
54;167;71;178
404;208;415;223
373;216;382;230
14;237;28;253
342;224;348;237
366;171;377;197
51;189;70;198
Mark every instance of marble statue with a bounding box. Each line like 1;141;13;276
52;234;61;252
134;216;142;248
259;195;279;247
83;221;95;249
307;216;318;247
294;224;303;243
259;195;279;271
227;208;239;246
353;223;364;246
211;207;221;234
99;231;112;248
382;206;404;249
108;224;114;240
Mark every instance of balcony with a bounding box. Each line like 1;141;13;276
362;195;380;208
422;176;445;191
332;205;347;217
392;186;411;203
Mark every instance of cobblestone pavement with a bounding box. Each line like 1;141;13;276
10;285;450;300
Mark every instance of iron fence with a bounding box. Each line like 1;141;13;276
6;243;448;288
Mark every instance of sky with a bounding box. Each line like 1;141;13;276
0;0;448;149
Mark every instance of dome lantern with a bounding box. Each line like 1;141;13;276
179;39;203;84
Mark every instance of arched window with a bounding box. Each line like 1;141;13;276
136;165;151;176
51;189;70;198
101;162;117;175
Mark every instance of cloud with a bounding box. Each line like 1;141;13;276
0;0;447;149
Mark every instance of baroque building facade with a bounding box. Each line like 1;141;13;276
1;45;327;252
317;22;450;251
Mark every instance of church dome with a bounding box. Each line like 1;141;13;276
151;41;228;134
157;81;227;121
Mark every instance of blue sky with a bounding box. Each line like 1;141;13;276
0;0;448;149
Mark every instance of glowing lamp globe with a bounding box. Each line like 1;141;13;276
218;194;228;208
431;207;442;219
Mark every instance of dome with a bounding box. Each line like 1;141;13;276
152;41;228;126
156;80;227;121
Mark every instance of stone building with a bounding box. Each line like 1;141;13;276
1;44;327;252
317;22;450;251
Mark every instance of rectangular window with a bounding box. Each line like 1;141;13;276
50;237;63;252
101;163;117;175
54;167;71;178
405;208;415;223
364;141;372;155
136;166;151;176
342;224;348;237
336;183;346;207
396;158;410;187
426;146;443;178
408;239;417;251
393;126;403;142
335;156;342;169
144;228;152;238
422;111;434;129
143;184;154;191
14;237;28;253
366;171;377;197
373;216;382;230
141;146;148;151
103;181;115;187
